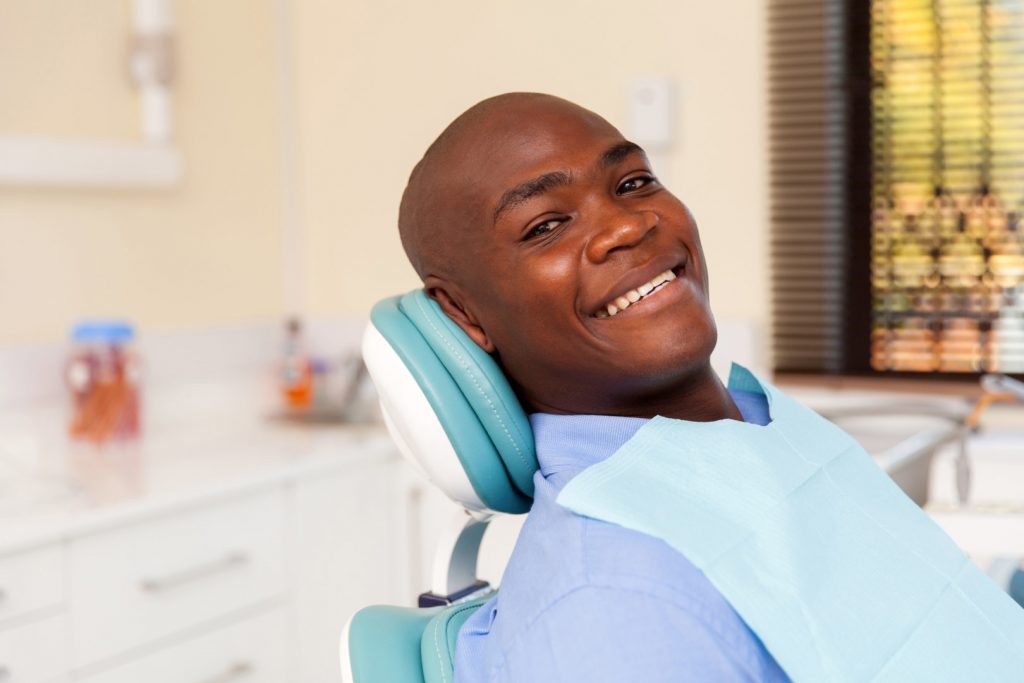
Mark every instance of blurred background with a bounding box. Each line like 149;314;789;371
0;0;767;348
0;1;1022;682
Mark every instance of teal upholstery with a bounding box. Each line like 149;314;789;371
350;289;532;682
421;595;494;683
347;605;442;683
348;595;494;683
370;291;538;513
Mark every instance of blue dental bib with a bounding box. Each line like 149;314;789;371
557;365;1024;682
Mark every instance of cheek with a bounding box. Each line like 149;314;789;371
524;250;577;296
478;261;575;344
502;247;580;316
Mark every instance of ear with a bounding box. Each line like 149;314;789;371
423;277;496;353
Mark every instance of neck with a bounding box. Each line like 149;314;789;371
527;363;743;422
627;365;742;422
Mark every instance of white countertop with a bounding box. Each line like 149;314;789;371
0;378;396;557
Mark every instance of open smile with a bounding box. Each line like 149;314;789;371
594;263;686;319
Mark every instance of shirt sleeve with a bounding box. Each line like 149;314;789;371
488;584;766;683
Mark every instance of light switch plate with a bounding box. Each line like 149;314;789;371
627;77;675;148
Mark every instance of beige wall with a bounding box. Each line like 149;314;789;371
2;0;768;350
0;0;284;345
292;0;769;334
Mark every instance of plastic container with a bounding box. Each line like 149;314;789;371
65;321;142;444
281;317;313;409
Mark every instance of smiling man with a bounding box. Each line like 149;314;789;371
399;93;788;682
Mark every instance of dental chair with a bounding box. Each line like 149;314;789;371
341;290;539;683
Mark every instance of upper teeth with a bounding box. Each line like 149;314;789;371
598;269;677;318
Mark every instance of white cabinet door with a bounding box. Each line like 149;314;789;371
0;544;62;626
290;458;400;683
69;490;287;666
76;609;286;683
393;463;461;604
0;613;66;683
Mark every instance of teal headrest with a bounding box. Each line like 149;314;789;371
366;290;537;514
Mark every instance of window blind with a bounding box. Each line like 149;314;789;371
769;0;850;373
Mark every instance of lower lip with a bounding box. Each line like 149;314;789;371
597;267;689;320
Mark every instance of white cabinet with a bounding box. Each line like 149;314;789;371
0;613;67;683
290;459;399;683
76;609;286;683
0;544;63;625
0;543;67;683
0;435;405;683
69;491;287;667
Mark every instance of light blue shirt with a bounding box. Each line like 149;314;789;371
453;389;791;683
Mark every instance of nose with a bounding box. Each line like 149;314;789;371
584;205;658;264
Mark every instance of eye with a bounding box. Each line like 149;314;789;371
617;175;656;194
524;218;564;240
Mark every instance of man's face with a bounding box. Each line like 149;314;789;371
435;103;717;415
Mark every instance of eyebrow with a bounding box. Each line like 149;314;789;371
600;140;645;168
491;141;646;225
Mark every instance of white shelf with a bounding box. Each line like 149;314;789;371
0;136;182;188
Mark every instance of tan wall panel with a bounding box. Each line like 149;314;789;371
0;0;283;344
0;0;137;139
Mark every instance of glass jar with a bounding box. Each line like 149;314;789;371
65;321;142;444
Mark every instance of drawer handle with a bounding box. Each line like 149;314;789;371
196;661;253;683
140;552;250;594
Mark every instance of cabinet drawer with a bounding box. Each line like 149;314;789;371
77;609;285;683
0;613;67;683
0;544;62;626
69;490;286;666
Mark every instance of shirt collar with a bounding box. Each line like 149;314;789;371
530;365;771;486
530;412;647;480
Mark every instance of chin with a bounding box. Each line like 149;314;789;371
618;315;718;381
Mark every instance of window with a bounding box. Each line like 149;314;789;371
770;0;1024;378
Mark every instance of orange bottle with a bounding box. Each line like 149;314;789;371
282;317;313;409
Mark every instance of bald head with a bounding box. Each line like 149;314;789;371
392;92;722;419
398;93;619;280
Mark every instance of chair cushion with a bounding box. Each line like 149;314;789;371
398;291;537;497
346;605;441;683
345;596;492;683
420;595;494;683
367;292;535;513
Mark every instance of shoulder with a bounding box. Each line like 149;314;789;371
470;480;772;682
498;477;741;634
488;582;769;683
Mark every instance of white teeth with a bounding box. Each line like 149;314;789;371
597;268;678;318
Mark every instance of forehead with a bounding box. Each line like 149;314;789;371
418;102;628;281
439;104;626;217
473;106;624;193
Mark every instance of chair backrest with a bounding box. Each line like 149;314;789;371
344;291;537;682
361;290;538;514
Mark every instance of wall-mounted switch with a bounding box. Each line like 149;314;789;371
627;77;675;149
